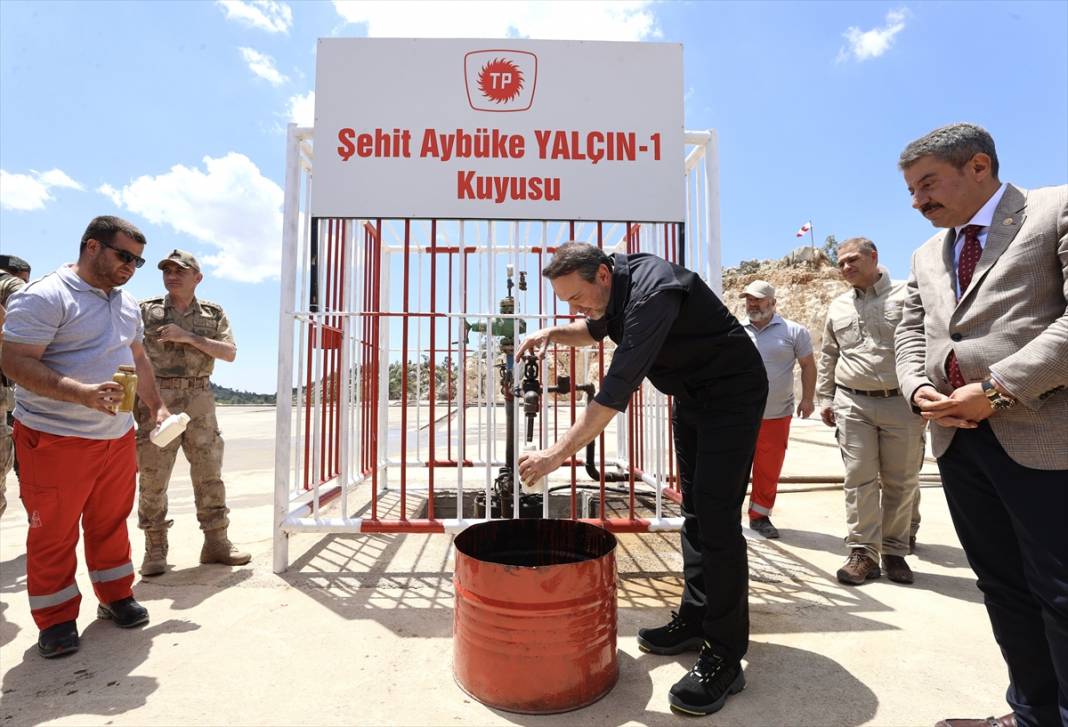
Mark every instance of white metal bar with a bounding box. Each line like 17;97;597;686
705;131;722;295
273;123;302;574
281;516;685;534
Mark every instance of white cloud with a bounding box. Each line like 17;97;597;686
838;8;908;63
97;183;123;206
332;0;660;40
239;47;289;86
99;154;283;283
217;0;293;33
0;168;84;211
286;90;315;126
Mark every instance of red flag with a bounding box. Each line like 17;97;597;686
795;222;812;237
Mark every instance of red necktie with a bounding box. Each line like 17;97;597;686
945;224;983;388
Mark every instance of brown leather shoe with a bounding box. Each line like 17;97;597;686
934;714;1016;727
836;549;880;585
882;555;914;584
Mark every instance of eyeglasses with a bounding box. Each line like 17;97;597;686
97;239;146;269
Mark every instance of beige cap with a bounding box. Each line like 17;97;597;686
741;280;775;299
158;249;200;272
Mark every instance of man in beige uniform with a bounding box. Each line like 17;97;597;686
0;254;31;517
817;238;926;586
136;249;250;575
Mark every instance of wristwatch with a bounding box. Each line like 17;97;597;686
982;379;1017;410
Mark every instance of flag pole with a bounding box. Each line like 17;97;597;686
808;221;816;254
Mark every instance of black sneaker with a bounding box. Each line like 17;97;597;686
668;642;746;716
38;620;79;659
749;516;780;539
637;611;704;655
97;597;149;628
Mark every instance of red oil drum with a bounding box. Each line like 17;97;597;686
452;518;619;714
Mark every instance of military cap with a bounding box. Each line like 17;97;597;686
158;249;201;272
0;254;31;274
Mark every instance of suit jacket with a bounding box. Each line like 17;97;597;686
895;183;1068;469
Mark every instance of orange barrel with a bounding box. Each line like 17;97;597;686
452;518;618;714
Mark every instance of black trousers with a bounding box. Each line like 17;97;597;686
937;421;1068;727
674;389;765;664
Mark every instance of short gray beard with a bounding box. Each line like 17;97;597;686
748;308;773;323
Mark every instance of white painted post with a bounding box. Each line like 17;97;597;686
273;123;303;573
705;130;722;295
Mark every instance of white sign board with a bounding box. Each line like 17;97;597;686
312;38;683;222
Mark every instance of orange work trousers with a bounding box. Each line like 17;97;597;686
15;421;137;630
747;415;792;521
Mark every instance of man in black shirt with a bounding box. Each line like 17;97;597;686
517;242;767;716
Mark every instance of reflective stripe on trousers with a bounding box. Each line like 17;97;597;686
28;582;80;611
89;562;134;583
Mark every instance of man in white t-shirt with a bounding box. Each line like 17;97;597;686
740;281;815;539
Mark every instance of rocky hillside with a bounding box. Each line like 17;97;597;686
722;251;849;353
722;248;850;405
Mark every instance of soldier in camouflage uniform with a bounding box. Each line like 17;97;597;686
136;249;250;575
0;254;31;518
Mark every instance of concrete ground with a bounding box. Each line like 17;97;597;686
1;407;1010;726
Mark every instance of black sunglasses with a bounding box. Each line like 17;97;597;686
97;239;146;269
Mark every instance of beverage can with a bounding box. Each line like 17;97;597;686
112;365;138;413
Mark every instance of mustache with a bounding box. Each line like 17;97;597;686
920;202;943;214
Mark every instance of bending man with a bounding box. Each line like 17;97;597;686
516;242;767;717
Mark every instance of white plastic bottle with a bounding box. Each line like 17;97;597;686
150;412;190;447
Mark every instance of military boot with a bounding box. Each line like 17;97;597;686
200;528;252;566
140;525;170;576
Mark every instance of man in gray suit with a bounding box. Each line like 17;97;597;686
895;122;1067;727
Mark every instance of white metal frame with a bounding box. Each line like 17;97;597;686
273;124;720;573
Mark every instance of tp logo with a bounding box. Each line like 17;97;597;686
464;50;537;112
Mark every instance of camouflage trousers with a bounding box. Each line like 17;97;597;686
0;386;12;517
135;387;229;532
0;421;11;518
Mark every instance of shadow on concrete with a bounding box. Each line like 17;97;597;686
913;541;970;569
0;618;198;726
774;528;848;556
1;553;26;648
485;642;877;727
484;650;654;727
910;571;984;604
278;513;904;643
135;566;255;611
279;530;455;637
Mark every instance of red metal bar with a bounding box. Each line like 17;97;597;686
303;313;313;490
567;219;578;519
330;219;339;478
363;224;373;476
569;347;577;520
667;395;676;492
661;486;683;506
628;398;636;519
359;519;447;534
371;219;382;520
321;219;332;481
428;219;437;520
400;219;411;519
596;221;606;519
447;251;453;464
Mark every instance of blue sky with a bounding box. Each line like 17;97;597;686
2;1;1066;395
